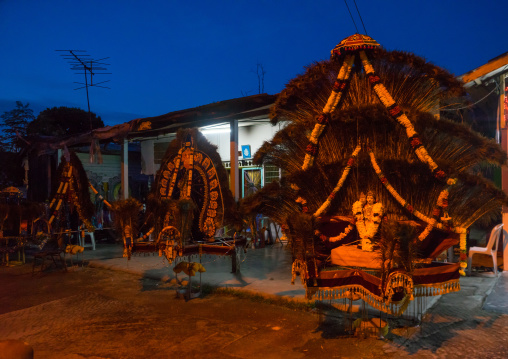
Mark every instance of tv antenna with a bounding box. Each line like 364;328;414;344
56;50;111;130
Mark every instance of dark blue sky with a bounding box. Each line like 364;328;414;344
1;0;506;126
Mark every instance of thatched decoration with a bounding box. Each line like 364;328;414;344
378;221;419;283
243;34;504;312
150;128;237;241
69;151;95;221
252;57;508;230
177;198;196;244
50;151;95;230
0;203;8;230
144;195;175;237
111;198;142;238
111;198;143;259
271;48;465;125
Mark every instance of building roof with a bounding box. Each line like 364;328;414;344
27;93;277;154
128;93;277;139
460;51;508;86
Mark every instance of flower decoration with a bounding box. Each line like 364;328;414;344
314;145;361;217
317;224;354;243
301;54;355;175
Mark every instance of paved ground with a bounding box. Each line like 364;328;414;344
0;243;507;358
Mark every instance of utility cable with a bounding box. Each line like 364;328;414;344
344;0;359;34
353;0;368;35
440;81;499;111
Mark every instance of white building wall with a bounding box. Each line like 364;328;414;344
204;132;230;161
139;121;286;173
76;152;121;184
203;122;283;162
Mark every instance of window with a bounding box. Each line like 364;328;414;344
263;165;280;185
242;167;263;198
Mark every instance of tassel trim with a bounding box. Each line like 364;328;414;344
307;278;460;316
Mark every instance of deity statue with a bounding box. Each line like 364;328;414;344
352;191;384;251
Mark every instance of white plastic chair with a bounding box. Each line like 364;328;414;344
77;226;96;250
467;223;503;276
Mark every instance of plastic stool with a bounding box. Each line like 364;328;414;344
78;230;96;250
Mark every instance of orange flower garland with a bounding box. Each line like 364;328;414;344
48;164;73;225
360;50;468;273
302;54;355;170
314;145;361;217
89;182;112;208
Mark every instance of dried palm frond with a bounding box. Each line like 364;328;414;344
254;67;508;229
111;198;142;239
69;151;95;220
0;203;9;229
144;194;180;239
240;180;299;227
52;151;95;225
270;48;464;128
287;212;315;261
378;221;418;283
178;198;196;243
152;127;237;234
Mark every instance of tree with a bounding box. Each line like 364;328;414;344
0;101;34;153
0;151;24;188
27;106;104;137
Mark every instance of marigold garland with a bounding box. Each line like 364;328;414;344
360;49;467;269
48;164;73;225
185;146;195;199
314;145;361;217
302;55;355;170
418;187;452;242
369;150;466;270
316;224;354;243
167;147;183;198
89;182;112;208
137;227;155;241
359;50;441;174
369;151;433;224
458;230;467;276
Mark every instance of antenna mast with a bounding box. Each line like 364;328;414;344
56;50;111;130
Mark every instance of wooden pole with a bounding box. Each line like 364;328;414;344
500;74;508;272
121;139;129;200
230;120;239;201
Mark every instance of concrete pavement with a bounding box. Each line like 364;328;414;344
78;241;508;316
84;242;307;300
3;241;506;358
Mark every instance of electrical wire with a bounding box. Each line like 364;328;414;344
353;0;368;35
440;81;499;112
343;0;359;34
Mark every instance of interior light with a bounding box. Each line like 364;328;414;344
201;128;231;135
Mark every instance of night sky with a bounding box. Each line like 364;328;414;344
1;0;506;126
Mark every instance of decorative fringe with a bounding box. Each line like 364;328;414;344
413;279;461;297
309;278;460;316
384;271;414;303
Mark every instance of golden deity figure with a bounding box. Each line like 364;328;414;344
352;191;384;251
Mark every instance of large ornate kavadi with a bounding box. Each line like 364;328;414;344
114;128;246;273
33;129;245;280
244;34;508;318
